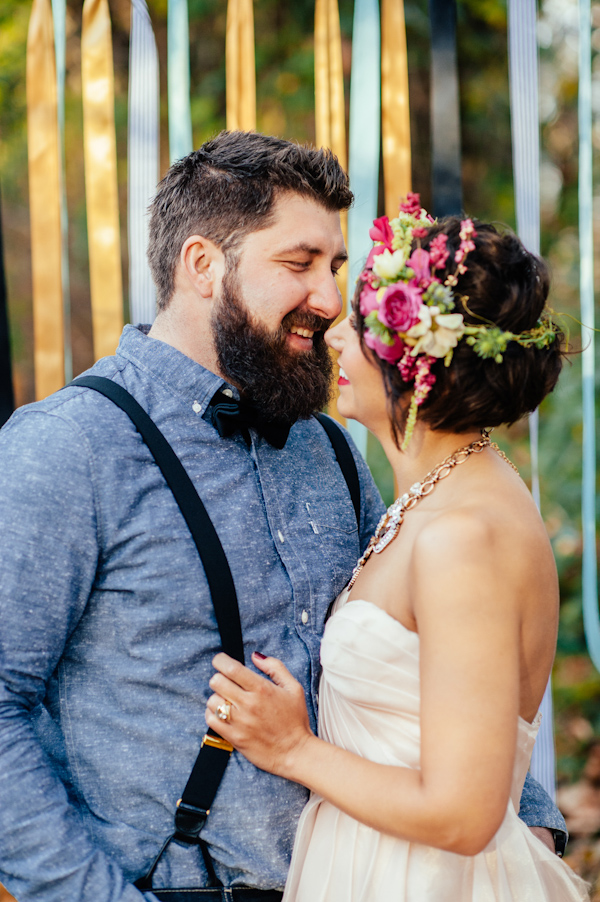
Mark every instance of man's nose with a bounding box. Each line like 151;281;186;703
308;272;343;321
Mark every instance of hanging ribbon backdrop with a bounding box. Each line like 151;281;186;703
81;0;123;361
51;0;72;381
428;0;462;216
314;0;347;424
128;0;159;325
226;0;256;131
26;0;65;399
381;0;411;219
346;0;380;455
578;0;600;674
507;0;556;800
344;0;411;455
168;0;192;161
0;188;14;428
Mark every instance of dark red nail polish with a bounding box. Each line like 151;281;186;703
253;651;267;660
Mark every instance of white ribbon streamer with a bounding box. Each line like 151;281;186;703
128;0;159;325
51;0;72;380
508;0;556;800
346;0;381;459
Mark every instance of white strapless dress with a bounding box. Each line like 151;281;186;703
283;593;589;901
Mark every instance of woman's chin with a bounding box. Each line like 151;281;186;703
336;400;369;429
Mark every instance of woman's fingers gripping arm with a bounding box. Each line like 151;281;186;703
205;652;314;777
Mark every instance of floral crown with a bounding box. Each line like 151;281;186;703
358;192;559;449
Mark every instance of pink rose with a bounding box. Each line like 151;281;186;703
359;284;379;316
378;283;422;333
369;216;394;248
364;329;405;364
406;248;432;286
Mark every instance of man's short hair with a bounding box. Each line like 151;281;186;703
147;130;353;310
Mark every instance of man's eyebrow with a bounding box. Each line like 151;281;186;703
274;242;348;262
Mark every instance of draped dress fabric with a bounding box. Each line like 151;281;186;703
283;592;589;901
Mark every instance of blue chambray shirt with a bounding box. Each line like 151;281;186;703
0;325;564;902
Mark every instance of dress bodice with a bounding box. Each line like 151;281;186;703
320;593;539;811
281;590;589;901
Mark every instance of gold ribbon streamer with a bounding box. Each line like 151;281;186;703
27;0;64;400
81;0;123;361
226;0;256;131
315;0;348;423
381;0;411;217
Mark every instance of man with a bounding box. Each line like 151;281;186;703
0;131;564;901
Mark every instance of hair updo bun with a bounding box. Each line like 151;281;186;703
355;217;564;437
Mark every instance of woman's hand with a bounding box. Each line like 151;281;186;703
205;651;314;779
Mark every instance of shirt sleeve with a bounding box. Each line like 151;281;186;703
0;409;147;902
519;771;567;838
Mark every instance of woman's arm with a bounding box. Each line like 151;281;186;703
207;510;524;855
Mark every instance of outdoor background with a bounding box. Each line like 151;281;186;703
1;0;600;897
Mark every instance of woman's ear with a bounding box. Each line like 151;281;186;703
180;235;225;299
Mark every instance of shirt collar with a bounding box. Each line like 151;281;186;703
116;324;239;413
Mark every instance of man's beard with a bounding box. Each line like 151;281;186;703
212;269;334;427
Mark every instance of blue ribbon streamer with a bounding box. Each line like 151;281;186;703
168;0;193;162
578;0;600;672
346;0;381;459
51;0;72;381
508;0;556;801
128;0;159;325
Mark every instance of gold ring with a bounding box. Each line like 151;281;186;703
216;701;232;723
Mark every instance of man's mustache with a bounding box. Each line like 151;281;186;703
280;312;334;334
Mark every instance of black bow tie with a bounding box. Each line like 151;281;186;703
202;389;291;450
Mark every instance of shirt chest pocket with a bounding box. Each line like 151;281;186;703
300;494;361;588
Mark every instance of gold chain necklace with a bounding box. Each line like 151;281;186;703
347;433;518;590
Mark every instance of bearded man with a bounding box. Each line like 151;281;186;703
0;131;565;902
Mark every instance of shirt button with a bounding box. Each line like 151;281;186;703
277;529;285;543
192;401;202;413
301;610;309;625
222;388;234;398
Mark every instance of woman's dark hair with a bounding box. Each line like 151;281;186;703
354;218;565;441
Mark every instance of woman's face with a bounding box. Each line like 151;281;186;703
325;316;390;434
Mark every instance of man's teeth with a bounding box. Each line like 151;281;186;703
290;326;315;339
339;366;348;380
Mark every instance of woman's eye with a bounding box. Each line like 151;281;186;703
348;314;358;330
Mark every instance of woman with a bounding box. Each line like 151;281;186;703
205;197;589;900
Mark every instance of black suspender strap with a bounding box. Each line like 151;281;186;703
70;378;361;890
73;376;244;664
315;413;361;529
72;376;239;888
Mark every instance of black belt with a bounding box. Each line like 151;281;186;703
152;890;283;901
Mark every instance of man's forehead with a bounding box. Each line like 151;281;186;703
262;193;346;255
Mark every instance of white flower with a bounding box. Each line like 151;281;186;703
406;305;437;340
372;248;408;281
408;310;465;358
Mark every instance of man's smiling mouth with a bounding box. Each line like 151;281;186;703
289;326;315;339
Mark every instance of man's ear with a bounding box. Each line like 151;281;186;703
180;235;225;299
